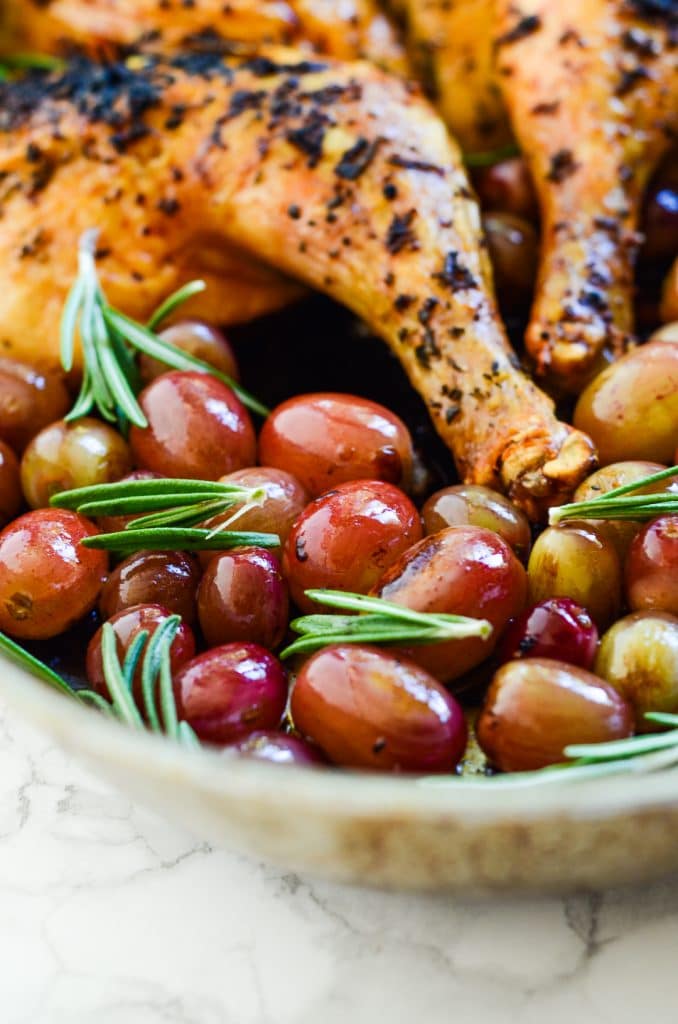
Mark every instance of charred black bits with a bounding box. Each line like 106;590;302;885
334;137;381;180
386;210;418;254
295;537;308;563
496;14;542;46
546;149;579;183
434;252;477;292
286;109;331;167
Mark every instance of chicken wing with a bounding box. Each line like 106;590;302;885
0;51;596;517
1;0;408;73
495;0;678;392
384;0;512;155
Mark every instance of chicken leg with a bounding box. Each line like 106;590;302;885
495;0;678;392
0;51;596;517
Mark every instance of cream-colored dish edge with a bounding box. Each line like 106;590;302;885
2;652;678;894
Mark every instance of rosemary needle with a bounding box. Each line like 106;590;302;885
0;622;199;747
60;231;268;427
280;589;492;659
550;465;678;525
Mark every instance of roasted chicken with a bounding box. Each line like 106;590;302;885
0;0;408;73
495;0;678;392
385;0;512;154
0;52;597;518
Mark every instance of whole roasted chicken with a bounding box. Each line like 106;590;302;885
0;51;596;518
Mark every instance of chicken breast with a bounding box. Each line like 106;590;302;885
0;51;596;517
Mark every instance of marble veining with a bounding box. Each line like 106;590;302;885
0;697;677;1024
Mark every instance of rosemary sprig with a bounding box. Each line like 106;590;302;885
51;476;267;532
550;465;678;525
0;621;199;747
280;589;492;659
61;231;268;427
0;53;65;80
464;143;520;168
81;527;279;554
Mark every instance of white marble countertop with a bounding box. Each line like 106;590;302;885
2;699;677;1024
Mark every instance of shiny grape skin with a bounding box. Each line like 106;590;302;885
574;341;678;466
140;320;239;384
625;516;678;616
0;441;22;528
282;480;422;613
86;602;196;703
198;466;308;567
21;417;132;509
477;658;634;772
373;526;527;684
197;547;288;649
0;509;107;640
99;550;201;625
174;643;288;745
573;461;674;560
527;524;623;630
422;484;531;562
0;356;70;452
595;612;678;731
290;644;467;773
259;392;414;497
227;730;326;766
497;598;599;671
129;371;256;480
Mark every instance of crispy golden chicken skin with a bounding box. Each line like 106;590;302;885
0;52;596;517
386;0;512;155
495;0;678;393
1;0;408;73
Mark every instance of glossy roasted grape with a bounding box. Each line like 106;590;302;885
259;393;414;497
498;598;599;670
483;213;538;309
373;526;527;683
99;550;201;624
477;658;634;772
472;156;538;220
198;466;308;565
20;417;132;509
422;484;531;561
527;524;622;629
625;516;678;616
0;357;70;452
0;509;107;639
129;371;256;480
174;643;288;745
595;612;678;731
572;461;675;559
139;320;239;384
86;603;195;700
0;440;22;527
197;547;288;649
228;731;326;766
290;644;467;773
282;480;422;613
574;341;678;465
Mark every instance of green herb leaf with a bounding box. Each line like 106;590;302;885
51;476;266;532
82;527;279;554
280;589;492;659
549;465;678;525
464;143;520;168
60;232;269;427
147;280;207;331
0;631;76;699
